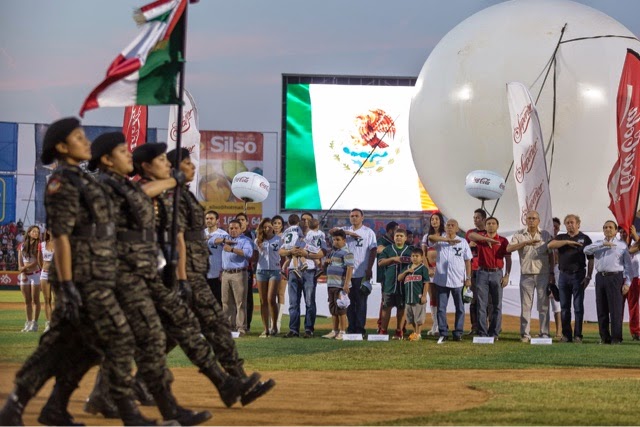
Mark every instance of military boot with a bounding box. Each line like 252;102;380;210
38;381;85;426
83;372;119;419
0;386;30;426
132;373;156;406
152;386;212;426
115;397;172;426
225;366;276;407
200;364;260;407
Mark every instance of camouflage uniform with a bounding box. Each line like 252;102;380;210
98;171;171;394
15;163;135;401
177;185;245;375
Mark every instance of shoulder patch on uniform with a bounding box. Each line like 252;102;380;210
47;177;62;195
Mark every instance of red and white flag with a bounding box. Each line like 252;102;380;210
507;82;553;235
167;89;200;197
123;105;148;152
608;49;640;232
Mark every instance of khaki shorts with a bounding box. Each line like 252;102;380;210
406;303;426;325
328;287;347;316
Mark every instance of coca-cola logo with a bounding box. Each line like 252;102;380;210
612;86;640;201
234;176;250;183
127;106;144;150
520;181;545;225
515;142;538;183
259;181;269;190
170;108;194;141
473;177;491;185
513;104;533;144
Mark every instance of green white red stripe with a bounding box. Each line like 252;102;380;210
79;0;186;117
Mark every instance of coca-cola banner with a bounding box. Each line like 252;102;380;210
199;131;264;228
608;49;640;232
123;105;148;152
507;82;553;235
167;89;201;199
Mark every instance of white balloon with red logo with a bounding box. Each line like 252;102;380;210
409;0;639;232
465;170;506;201
231;172;270;203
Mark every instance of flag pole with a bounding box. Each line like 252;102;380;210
169;0;189;286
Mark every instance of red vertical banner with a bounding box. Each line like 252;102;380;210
608;49;640;232
123;105;148;152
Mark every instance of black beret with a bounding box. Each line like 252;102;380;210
88;132;127;171
41;117;81;165
166;147;190;168
132;143;167;175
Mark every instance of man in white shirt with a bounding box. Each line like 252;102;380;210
430;219;472;343
205;210;228;304
330;208;377;335
584;220;633;344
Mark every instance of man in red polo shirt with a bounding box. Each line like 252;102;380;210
467;216;512;338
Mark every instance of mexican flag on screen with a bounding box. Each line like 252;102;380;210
79;0;186;116
285;83;437;212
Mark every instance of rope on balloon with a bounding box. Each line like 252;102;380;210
319;116;399;227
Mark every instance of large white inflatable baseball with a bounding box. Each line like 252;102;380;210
410;0;640;232
231;172;270;203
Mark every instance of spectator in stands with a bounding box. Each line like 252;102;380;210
507;210;554;342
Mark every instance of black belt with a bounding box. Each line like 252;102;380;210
597;271;622;277
117;228;157;243
479;267;501;272
73;223;115;239
223;268;246;274
184;230;205;241
560;268;583;274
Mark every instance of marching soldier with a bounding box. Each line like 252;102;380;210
166;148;275;405
85;132;211;426
0;118;156;426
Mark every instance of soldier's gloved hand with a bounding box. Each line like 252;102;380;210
172;169;186;187
59;280;83;323
178;280;193;306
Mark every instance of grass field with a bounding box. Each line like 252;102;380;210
2;289;640;425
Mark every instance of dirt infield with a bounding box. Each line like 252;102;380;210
2;365;640;426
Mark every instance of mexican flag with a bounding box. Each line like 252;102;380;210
79;0;186;117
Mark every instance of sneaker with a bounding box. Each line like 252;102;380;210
409;332;421;341
574;337;583;344
632;334;640;341
259;331;269;338
520;336;530;343
392;330;403;340
269;329;278;336
283;331;299;338
452;335;462;342
465;330;476;336
335;331;344;340
303;331;314;339
538;334;551;339
437;336;448;344
43;321;50;333
29;321;38;332
322;331;337;339
237;329;246;337
559;336;571;343
20;321;31;333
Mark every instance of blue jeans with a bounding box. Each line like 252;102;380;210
287;270;317;334
558;269;586;339
475;270;503;337
436;285;464;338
346;277;367;334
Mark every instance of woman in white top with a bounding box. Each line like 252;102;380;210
422;212;446;336
254;218;282;337
17;225;42;332
37;229;55;332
